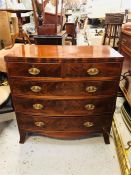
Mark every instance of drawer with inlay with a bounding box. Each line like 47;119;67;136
11;79;119;96
13;97;115;115
63;63;122;77
6;63;61;77
16;113;111;132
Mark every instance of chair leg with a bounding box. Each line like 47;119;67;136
113;25;117;48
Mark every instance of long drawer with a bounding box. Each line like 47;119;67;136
10;79;119;96
13;97;116;115
16;113;112;132
7;62;122;78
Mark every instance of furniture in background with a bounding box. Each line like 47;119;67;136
65;22;77;45
0;72;14;122
34;30;66;45
103;13;124;49
0;97;14;123
0;9;32;49
0;11;12;48
118;29;131;175
119;29;131;132
0;87;13;115
125;9;131;22
32;0;63;35
31;0;65;45
119;29;131;107
0;45;20;122
5;44;123;144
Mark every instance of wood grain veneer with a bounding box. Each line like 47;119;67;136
119;29;131;106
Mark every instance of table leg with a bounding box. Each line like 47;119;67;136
23;32;31;44
5;33;19;49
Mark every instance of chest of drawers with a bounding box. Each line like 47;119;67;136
119;29;131;106
5;44;123;144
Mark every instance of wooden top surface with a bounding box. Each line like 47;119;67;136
5;44;123;63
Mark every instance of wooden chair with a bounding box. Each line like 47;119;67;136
32;0;63;35
65;22;77;45
103;13;124;48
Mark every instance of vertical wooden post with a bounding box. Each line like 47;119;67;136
60;0;63;31
55;0;58;34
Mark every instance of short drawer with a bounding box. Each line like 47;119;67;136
11;79;119;96
13;97;116;115
16;113;112;132
7;63;61;77
63;63;122;77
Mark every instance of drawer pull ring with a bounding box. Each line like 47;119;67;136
31;86;42;92
86;86;97;93
85;104;95;110
34;122;45;127
33;104;43;110
84;121;94;128
28;67;40;75
87;68;99;76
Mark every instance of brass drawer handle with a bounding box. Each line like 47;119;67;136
84;121;94;128
85;104;95;110
28;67;40;75
33;104;43;110
86;86;97;93
31;86;42;93
87;68;99;76
34;121;45;127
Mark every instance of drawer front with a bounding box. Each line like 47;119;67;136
121;34;131;50
16;113;112;132
7;63;61;77
63;63;122;77
120;46;131;58
121;53;131;75
13;97;115;115
11;79;119;96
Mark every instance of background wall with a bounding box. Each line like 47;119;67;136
87;0;131;18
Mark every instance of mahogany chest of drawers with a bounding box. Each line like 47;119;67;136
119;29;131;106
5;44;123;144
